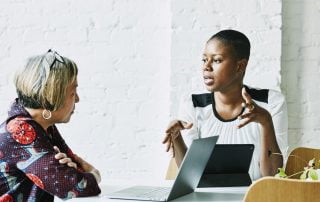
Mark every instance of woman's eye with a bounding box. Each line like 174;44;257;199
214;59;222;64
202;59;207;63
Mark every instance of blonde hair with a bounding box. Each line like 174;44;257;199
14;50;78;111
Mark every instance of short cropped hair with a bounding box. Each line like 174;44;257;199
209;29;251;60
14;50;78;111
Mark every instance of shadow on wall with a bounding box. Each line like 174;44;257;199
281;0;320;150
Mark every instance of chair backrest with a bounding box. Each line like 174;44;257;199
244;176;320;202
285;147;320;179
165;158;178;180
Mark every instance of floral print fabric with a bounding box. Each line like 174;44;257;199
0;100;101;201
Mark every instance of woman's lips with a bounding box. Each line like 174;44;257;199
204;77;214;85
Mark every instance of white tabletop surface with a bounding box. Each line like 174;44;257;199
55;180;248;202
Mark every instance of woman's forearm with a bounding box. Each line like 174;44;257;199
259;115;283;176
172;135;187;167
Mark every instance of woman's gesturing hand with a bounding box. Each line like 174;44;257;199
54;146;77;169
162;120;193;156
237;87;272;128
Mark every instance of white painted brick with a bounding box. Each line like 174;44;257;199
260;0;282;15
282;0;320;149
6;0;318;183
88;28;112;43
0;0;171;182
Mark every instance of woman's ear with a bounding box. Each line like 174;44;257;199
237;59;248;75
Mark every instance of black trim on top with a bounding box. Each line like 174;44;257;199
244;85;269;104
191;85;269;122
191;93;213;107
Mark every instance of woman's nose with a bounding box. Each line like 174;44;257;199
75;93;80;103
203;61;213;71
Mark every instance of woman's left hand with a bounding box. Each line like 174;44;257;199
237;87;272;128
54;146;77;169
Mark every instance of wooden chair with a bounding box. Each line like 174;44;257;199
165;158;178;180
285;147;320;179
244;176;320;202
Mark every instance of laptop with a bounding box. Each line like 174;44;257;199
198;144;254;187
107;136;219;201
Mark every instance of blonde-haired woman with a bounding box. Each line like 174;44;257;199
0;50;101;201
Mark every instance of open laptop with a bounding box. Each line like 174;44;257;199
107;136;219;201
198;144;254;187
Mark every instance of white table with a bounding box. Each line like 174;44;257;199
55;181;248;202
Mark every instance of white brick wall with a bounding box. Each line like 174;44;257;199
0;0;171;182
0;0;292;183
282;0;320;151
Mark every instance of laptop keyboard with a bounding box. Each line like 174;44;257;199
136;186;171;201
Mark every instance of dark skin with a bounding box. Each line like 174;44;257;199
163;38;283;176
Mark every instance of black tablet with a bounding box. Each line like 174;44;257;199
198;144;255;187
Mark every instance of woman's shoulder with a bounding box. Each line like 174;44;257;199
5;116;38;145
191;93;213;108
245;85;285;105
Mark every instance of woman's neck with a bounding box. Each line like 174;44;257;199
214;85;243;107
24;108;52;131
213;85;244;120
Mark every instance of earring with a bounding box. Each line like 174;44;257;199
42;109;52;120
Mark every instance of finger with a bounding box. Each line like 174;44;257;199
162;133;171;144
166;139;172;152
166;137;173;152
238;112;255;120
170;130;181;140
55;153;67;160
171;145;175;158
53;146;60;153
73;154;81;162
237;117;253;128
59;158;72;164
165;120;191;133
165;121;181;133
242;87;252;104
180;121;193;130
67;162;77;169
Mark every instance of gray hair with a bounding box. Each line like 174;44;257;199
14;50;78;111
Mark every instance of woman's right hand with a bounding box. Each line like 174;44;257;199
54;146;77;169
54;146;101;183
162;120;193;155
73;154;101;183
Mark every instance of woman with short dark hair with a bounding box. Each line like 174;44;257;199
163;30;288;180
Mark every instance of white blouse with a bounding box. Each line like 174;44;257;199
177;86;288;180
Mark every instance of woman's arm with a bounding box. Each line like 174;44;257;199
7;118;101;199
163;120;192;167
51;125;101;183
238;88;283;176
54;146;101;183
259;114;283;176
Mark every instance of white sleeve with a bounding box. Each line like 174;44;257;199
177;96;199;147
267;90;288;157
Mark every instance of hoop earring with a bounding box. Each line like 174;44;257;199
42;109;52;120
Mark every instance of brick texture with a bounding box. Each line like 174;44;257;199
0;0;286;183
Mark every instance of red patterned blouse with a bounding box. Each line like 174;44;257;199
0;100;101;201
